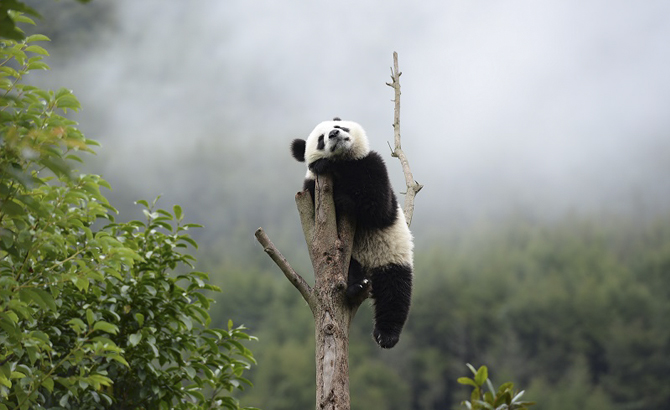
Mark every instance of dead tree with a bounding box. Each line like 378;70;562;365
255;51;421;410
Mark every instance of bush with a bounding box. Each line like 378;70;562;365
0;16;257;410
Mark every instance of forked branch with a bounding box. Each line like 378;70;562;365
254;227;315;309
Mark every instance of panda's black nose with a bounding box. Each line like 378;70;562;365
328;129;339;139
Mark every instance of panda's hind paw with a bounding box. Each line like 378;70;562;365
373;328;400;349
346;278;370;301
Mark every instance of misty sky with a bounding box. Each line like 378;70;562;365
37;0;670;232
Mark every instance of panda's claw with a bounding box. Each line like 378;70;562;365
373;328;400;349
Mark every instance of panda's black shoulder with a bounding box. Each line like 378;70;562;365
352;150;389;175
347;151;394;196
362;150;386;166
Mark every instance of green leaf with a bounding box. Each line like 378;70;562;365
474;365;488;386
25;34;50;42
498;382;514;395
66;318;86;334
178;235;198;249
86;309;94;327
26;61;49;71
512;390;528;404
471;387;480;403
74;276;89;292
457;377;478;388
55;93;80;111
155;209;173;219
0;375;11;389
59;392;70;407
486;378;496;395
93;321;119;335
18;288;49;311
483;391;494;404
25;346;37;365
10;371;26;379
12;10;39;24
128;332;142;347
473;400;495;410
41;377;54;393
24;45;48;56
184;366;196;379
1;199;24;216
108;354;129;367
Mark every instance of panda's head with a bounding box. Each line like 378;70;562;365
291;117;370;165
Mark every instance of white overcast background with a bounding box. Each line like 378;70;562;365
35;0;670;236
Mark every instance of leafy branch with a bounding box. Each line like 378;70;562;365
458;364;536;410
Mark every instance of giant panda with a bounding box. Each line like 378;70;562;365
291;117;414;349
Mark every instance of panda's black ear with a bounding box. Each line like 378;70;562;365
291;139;306;162
333;117;341;121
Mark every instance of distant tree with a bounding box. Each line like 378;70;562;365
0;15;258;410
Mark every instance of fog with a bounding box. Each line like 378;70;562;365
33;0;670;239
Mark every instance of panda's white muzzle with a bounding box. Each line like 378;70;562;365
328;130;351;154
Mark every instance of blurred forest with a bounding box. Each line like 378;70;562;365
210;215;670;409
21;0;670;409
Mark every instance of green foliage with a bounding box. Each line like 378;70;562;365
458;364;535;410
0;1;90;41
218;215;670;409
1;22;257;410
0;5;39;41
350;360;411;410
524;357;614;410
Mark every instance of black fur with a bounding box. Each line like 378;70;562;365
370;263;412;348
291;139;306;162
305;152;398;230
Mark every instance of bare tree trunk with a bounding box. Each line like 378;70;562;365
258;173;359;410
298;174;358;410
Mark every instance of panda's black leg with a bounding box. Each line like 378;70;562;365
346;258;370;302
370;264;413;349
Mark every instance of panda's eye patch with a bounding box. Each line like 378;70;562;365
334;125;350;133
317;134;325;150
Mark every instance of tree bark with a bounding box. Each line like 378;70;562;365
297;174;358;410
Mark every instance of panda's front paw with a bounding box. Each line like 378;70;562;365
309;158;331;175
373;327;400;349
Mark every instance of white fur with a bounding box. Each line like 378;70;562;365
353;205;414;269
304;120;370;165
